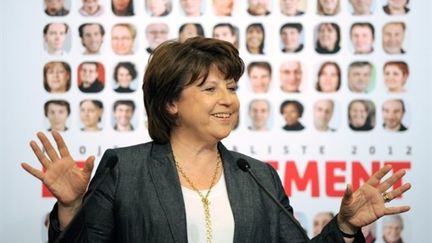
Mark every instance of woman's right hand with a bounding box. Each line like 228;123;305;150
21;131;95;226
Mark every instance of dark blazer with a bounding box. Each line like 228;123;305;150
49;142;364;242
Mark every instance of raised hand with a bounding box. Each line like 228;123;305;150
337;165;411;234
21;131;95;208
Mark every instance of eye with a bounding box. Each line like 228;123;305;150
228;85;238;92
203;86;216;92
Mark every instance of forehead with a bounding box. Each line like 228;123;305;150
48;23;66;31
281;61;300;70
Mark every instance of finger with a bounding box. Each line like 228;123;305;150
383;183;411;202
82;156;95;176
30;140;52;169
341;184;354;206
378;169;407;193
21;163;44;181
52;130;71;158
37;132;60;161
367;164;392;187
384;205;411;215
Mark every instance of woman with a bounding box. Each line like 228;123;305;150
212;0;234;16
280;100;305;131
113;62;137;93
112;0;134;16
22;37;411;242
315;23;341;54
316;61;341;92
43;61;71;93
382;215;404;243
384;61;409;93
348;100;374;131
79;0;104;16
146;0;171;16
180;0;203;16
79;99;104;131
178;23;205;43
246;23;265;55
317;0;340;16
383;0;409;15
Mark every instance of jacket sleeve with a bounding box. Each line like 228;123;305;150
48;149;119;243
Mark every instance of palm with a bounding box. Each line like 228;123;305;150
21;131;95;207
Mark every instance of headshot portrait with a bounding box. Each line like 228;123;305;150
280;100;305;131
382;22;406;54
248;99;272;131
315;23;341;54
348;0;375;15
112;100;136;132
113;62;138;93
44;100;70;132
280;23;304;53
382;99;408;132
79;0;105;16
111;0;134;16
247;0;271;16
145;22;169;54
212;0;234;16
179;0;204;16
315;61;341;93
383;61;409;93
246;23;265;55
350;22;375;54
279;60;303;93
312;212;334;237
317;0;340;16
313;99;337;132
43;61;71;93
247;61;272;93
146;0;172;17
43;22;70;55
382;214;405;243
79;99;104;132
348;99;375;131
77;61;105;93
79;23;105;55
111;23;137;55
178;23;205;43
383;0;409;15
212;23;239;49
44;0;70;16
279;0;306;16
348;61;375;93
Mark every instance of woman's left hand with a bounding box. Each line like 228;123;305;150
336;164;411;234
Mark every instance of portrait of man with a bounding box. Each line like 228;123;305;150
113;100;136;132
247;61;272;93
212;0;234;16
348;61;374;93
212;23;239;48
43;22;69;55
78;62;104;93
247;0;271;16
279;60;303;93
44;0;69;16
111;23;136;55
145;23;169;54
248;99;271;131
349;0;373;15
280;23;304;53
382;22;406;54
79;23;105;55
279;0;305;16
313;212;334;236
350;22;375;54
382;99;407;132
44;100;70;132
313;99;336;132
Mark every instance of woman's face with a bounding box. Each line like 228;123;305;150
282;104;300;125
349;101;368;127
319;0;338;15
46;63;69;92
388;0;408;9
246;26;264;52
180;0;201;16
112;0;130;11
383;221;403;242
318;24;337;50
213;0;233;16
179;24;199;42
83;0;100;14
318;64;339;92
384;64;407;92
117;66;132;88
80;101;102;129
147;0;168;16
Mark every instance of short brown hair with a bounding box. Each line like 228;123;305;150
143;37;244;143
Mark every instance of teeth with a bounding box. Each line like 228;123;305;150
213;113;231;118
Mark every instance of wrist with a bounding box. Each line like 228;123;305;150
336;213;360;238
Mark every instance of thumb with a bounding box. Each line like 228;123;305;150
82;155;95;176
342;184;354;205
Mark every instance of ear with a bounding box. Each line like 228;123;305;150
166;101;178;115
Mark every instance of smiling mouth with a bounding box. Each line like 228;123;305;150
212;112;232;119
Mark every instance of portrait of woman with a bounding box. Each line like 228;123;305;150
180;0;203;16
79;0;104;16
317;0;340;16
113;62;138;93
212;0;234;16
383;0;409;15
382;215;404;243
79;99;104;132
178;23;205;43
315;23;341;54
43;61;71;93
246;23;265;55
146;0;172;17
383;61;409;93
316;61;341;93
111;0;134;16
280;100;305;131
348;99;375;131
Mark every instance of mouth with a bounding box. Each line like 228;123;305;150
212;112;232;119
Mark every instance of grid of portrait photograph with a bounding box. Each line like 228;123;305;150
41;0;410;136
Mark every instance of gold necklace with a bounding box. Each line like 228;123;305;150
175;152;222;243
